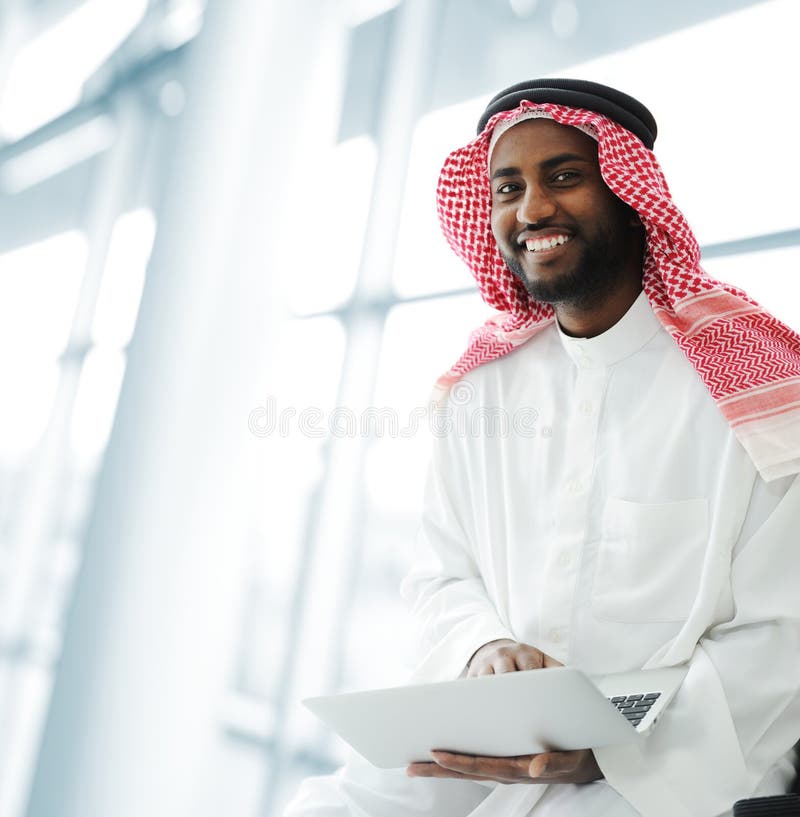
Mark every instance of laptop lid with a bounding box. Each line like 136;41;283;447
303;666;687;769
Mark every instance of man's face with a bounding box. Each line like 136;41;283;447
489;118;642;308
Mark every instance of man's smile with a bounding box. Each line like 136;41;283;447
514;229;576;261
521;233;574;255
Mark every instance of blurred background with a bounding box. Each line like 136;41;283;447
0;0;797;815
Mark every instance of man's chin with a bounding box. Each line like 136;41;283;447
502;251;604;306
503;254;566;300
511;268;580;305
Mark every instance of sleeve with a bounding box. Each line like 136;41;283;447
595;473;800;817
399;427;515;683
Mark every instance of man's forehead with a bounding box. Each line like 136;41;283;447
489;118;597;173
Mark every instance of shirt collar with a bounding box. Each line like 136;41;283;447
556;290;662;369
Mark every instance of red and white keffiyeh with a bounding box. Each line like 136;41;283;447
435;101;800;481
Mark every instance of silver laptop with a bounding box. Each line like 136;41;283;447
303;666;687;769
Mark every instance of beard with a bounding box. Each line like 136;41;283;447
500;197;645;311
502;230;638;312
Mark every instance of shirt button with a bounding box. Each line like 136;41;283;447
579;400;593;416
567;479;585;494
557;551;570;567
549;629;562;643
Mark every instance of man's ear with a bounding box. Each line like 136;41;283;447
621;201;643;229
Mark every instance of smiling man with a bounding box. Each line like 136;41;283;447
284;79;800;817
488;115;644;336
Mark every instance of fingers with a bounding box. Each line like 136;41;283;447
495;654;518;673
516;648;547;671
432;750;531;778
406;762;490;781
466;640;547;677
408;751;530;783
466;639;513;677
408;750;603;785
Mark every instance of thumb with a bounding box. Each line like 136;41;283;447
528;751;581;778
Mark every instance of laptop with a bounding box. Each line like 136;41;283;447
303;666;687;769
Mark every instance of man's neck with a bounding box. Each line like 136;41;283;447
555;278;644;339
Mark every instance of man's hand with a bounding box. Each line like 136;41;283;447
407;748;602;784
466;638;562;677
407;639;601;784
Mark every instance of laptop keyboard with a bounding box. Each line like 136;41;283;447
607;692;661;728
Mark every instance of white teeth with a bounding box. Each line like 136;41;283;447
525;235;571;252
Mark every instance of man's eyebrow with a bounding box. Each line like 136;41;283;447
540;152;594;171
490;166;521;181
490;152;594;180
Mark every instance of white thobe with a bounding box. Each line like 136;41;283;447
284;291;800;817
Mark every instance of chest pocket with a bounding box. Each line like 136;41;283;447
591;497;709;623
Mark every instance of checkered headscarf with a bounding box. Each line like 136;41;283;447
435;101;800;481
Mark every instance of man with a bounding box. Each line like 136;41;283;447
285;79;800;816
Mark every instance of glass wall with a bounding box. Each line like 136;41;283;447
0;1;796;816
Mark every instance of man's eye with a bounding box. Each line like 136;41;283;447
495;183;519;195
553;170;579;183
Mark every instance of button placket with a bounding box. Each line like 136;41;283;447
540;367;608;654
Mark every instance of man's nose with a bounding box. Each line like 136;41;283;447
516;184;557;224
